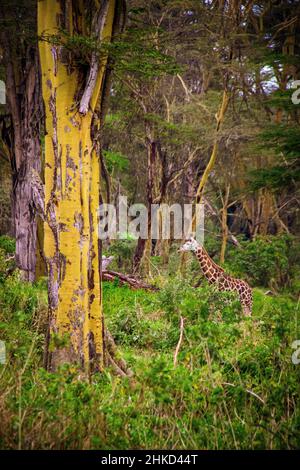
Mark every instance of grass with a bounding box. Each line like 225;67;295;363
0;261;299;449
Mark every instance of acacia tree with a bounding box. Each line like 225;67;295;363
104;1;206;272
38;0;125;372
102;0;300;278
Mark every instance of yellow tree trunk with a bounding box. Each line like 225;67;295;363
193;89;229;218
180;89;229;273
220;183;230;264
38;0;118;373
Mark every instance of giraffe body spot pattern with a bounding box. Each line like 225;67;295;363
180;237;252;317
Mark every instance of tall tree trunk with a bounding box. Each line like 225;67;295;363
180;88;229;274
1;17;43;281
133;131;156;273
38;0;121;373
14;53;42;282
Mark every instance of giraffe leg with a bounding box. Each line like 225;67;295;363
242;305;251;317
247;289;253;317
241;295;252;317
239;285;252;317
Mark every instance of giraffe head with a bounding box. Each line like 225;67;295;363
179;237;200;253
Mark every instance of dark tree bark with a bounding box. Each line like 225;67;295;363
6;48;42;282
1;2;43;282
133;135;156;272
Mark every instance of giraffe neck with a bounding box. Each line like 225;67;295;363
192;245;253;317
194;246;224;282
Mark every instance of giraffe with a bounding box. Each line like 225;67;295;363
180;237;252;316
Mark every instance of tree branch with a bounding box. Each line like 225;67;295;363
79;0;110;115
173;316;185;367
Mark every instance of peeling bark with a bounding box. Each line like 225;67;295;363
2;37;43;281
38;0;121;373
133;131;156;273
79;0;110;115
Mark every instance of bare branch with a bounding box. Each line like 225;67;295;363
174;316;185;367
79;0;110;115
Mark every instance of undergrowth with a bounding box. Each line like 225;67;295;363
0;238;299;449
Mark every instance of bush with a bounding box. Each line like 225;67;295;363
1;282;299;450
0;248;15;284
0;235;15;255
227;235;300;290
103;281;177;350
104;237;136;271
157;278;241;322
0;241;299;450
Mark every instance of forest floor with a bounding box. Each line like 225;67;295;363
0;235;299;449
0;251;300;449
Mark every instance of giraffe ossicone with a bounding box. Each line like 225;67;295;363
180;237;252;317
179;236;200;252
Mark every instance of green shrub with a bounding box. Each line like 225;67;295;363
0;270;47;368
104;237;136;271
103;281;177;350
0;235;15;254
0;248;15;284
0;245;299;450
157;278;241;322
227;235;300;289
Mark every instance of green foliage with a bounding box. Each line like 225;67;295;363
105;238;137;271
103;282;176;350
0;235;15;254
0;272;299;450
0;160;12;236
227;235;300;290
156;278;240;322
143;112;199;143
103;149;129;174
251;122;300;190
0;249;8;284
0;273;46;372
1;0;300;448
43;15;181;79
109;35;181;79
0;247;15;284
267;89;300;114
43;30;100;65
